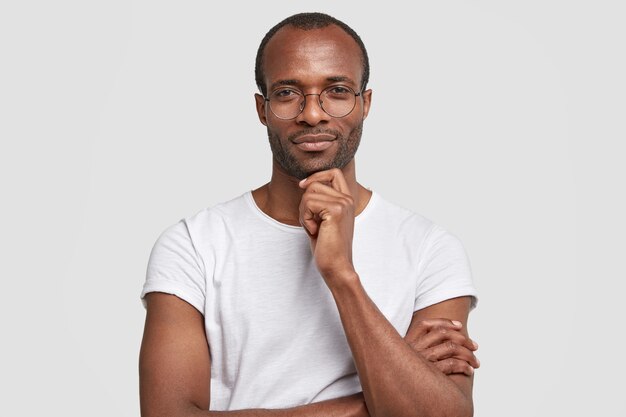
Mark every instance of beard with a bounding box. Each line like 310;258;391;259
266;122;363;180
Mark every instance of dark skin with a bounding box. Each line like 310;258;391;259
140;24;479;417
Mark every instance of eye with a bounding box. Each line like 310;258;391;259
325;86;353;99
329;86;349;93
272;88;301;101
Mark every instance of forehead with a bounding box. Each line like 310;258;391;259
263;25;363;89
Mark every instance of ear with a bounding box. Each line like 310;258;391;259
361;89;372;120
255;93;268;126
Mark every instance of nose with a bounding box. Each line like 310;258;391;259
296;93;331;126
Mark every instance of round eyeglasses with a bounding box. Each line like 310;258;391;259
264;85;362;120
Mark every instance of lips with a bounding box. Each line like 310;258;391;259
291;133;336;152
291;133;336;144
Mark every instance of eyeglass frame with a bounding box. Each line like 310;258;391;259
263;85;363;120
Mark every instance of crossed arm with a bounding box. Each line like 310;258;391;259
140;294;477;417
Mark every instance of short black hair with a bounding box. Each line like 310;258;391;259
255;12;370;97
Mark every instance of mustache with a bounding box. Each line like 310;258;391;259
288;128;341;142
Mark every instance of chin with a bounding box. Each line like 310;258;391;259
299;160;348;178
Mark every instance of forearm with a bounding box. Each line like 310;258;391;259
329;273;472;417
180;393;368;417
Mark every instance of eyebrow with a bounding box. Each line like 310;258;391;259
269;76;357;92
326;76;354;84
269;79;300;91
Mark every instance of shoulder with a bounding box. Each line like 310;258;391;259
150;192;251;257
365;192;436;241
365;192;470;259
188;192;250;226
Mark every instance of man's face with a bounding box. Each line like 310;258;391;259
255;25;372;180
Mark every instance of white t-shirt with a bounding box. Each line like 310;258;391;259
141;191;477;410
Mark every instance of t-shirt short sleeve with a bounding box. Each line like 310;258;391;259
141;220;206;315
414;225;478;312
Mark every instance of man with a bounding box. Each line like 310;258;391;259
140;12;479;417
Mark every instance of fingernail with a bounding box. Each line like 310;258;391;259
299;178;307;186
452;320;462;327
472;340;479;349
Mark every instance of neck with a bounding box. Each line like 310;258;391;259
252;159;371;226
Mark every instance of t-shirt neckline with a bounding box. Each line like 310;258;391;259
244;190;379;233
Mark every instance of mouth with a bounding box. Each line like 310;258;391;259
292;133;336;152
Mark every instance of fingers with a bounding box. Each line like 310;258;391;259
405;318;465;349
299;195;333;236
299;168;351;195
302;180;350;199
434;358;476;377
408;325;477;352
421;340;480;369
405;318;480;376
299;194;354;236
298;179;355;236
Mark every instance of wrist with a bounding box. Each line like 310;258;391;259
326;269;361;297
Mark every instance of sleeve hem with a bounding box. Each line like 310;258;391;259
414;288;478;312
140;280;205;316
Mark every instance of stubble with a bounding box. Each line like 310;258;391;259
266;123;363;180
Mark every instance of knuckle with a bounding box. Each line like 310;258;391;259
446;358;456;373
300;195;311;207
411;321;428;336
434;325;448;335
445;341;457;352
449;334;464;346
309;182;323;192
329;202;342;213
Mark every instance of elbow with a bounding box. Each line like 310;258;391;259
455;402;474;417
372;393;473;417
437;390;473;417
438;394;473;417
371;405;472;417
141;403;206;417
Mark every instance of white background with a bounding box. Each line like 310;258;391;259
1;1;624;416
